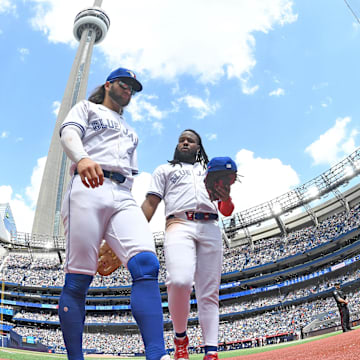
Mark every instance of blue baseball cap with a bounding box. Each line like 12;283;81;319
106;67;143;92
207;157;237;173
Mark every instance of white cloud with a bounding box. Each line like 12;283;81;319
171;83;180;95
1;131;9;138
305;117;359;166
269;88;285;96
0;157;46;233
0;0;16;14
231;149;300;212
0;186;33;233
131;172;165;232
25;156;47;207
342;129;359;154
52;101;61;117
240;78;259;95
206;133;217;141
0;185;12;203
18;47;29;62
127;95;165;123
152;122;164;134
8;196;35;234
27;0;297;87
178;95;219;119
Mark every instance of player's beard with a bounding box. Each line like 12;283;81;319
174;147;198;164
108;87;130;108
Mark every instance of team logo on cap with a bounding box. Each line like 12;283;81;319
127;70;136;78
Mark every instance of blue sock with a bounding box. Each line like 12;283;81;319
58;273;93;360
205;346;218;354
128;252;166;360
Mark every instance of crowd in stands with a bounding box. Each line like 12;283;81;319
2;203;360;288
12;283;360;355
222;203;360;272
3;203;360;355
11;265;360;325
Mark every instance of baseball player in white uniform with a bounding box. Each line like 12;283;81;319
141;129;234;360
58;67;169;360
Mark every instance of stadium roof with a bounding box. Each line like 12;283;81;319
222;147;360;231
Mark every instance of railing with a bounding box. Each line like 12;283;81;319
5;231;165;251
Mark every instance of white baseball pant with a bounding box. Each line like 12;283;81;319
164;218;223;346
61;175;155;275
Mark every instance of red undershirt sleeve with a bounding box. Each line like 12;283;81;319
218;197;234;216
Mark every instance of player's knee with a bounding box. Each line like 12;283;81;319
168;275;193;291
127;251;159;281
63;273;93;297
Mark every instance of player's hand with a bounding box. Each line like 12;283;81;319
214;181;230;202
77;158;104;189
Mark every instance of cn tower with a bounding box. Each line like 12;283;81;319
32;0;110;237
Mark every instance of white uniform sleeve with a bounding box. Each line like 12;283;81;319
60;126;89;164
59;100;89;138
130;148;139;175
147;165;166;199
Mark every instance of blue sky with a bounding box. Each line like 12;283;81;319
0;0;359;233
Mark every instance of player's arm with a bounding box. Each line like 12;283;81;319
215;184;234;216
338;295;348;305
141;194;161;222
333;290;348;305
60;126;104;189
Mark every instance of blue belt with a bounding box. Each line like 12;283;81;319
74;169;126;184
167;212;218;221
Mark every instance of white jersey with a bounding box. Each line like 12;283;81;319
60;100;138;188
152;162;222;347
147;162;218;217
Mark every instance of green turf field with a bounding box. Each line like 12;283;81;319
0;330;344;360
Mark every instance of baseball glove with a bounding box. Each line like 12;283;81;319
97;240;122;276
204;157;237;201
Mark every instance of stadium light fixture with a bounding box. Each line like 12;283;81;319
271;202;282;215
353;159;360;170
305;186;319;200
343;165;354;178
